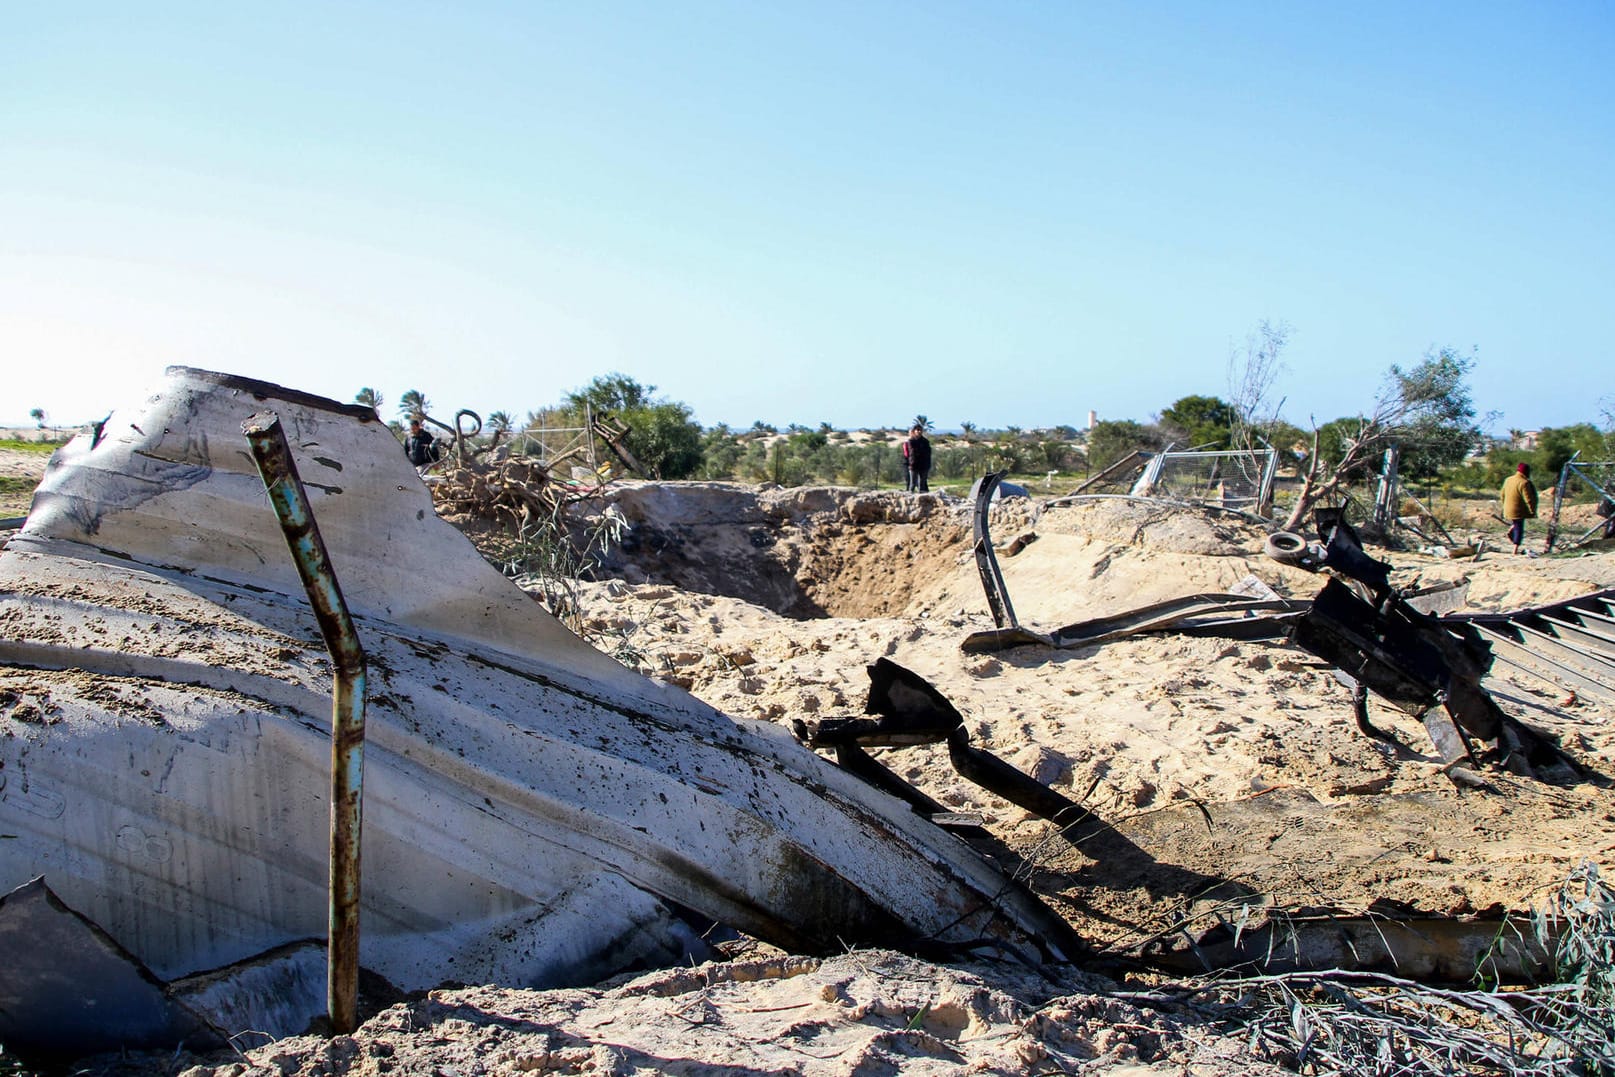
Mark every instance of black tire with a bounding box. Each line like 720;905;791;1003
1264;531;1309;566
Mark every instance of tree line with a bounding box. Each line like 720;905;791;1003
355;340;1614;518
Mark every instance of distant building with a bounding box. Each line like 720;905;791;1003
1512;430;1541;451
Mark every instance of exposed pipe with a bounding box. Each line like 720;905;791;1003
243;411;367;1035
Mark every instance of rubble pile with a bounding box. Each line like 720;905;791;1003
428;455;589;528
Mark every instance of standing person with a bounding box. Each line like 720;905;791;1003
902;425;932;492
1500;462;1538;554
404;415;437;469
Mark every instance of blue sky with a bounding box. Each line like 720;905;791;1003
3;3;1610;434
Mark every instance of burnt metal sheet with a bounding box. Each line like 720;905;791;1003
1;366;1080;1048
0;878;223;1058
1291;578;1449;717
841;659;1097;844
1289;577;1549;772
1313;509;1392;596
1280;509;1587;778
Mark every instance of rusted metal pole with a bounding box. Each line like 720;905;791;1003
243;411;367;1035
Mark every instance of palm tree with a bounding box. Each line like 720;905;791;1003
398;389;430;420
354;388;383;413
960;421;977;442
911;415;931;432
29;407;46;429
487;411;514;435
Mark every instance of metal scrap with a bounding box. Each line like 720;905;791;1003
1282;509;1578;781
962;471;1302;654
1447;587;1615;706
795;659;1098;853
1546;450;1615;552
960;477;1586;783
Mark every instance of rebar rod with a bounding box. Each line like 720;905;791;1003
243;411;367;1035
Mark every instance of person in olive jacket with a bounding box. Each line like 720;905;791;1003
1500;462;1538;553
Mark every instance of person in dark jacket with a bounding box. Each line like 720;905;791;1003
902;425;932;492
404;416;437;468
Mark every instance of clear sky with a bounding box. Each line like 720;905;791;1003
3;3;1611;435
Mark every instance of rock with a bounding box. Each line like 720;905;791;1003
1014;745;1073;788
758;486;851;520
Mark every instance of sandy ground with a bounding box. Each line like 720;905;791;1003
0;445;45;513
229;950;1292;1077
11;472;1615;1075
197;485;1611;1077
0;448;48;476
559;492;1615;955
0;447;53;518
